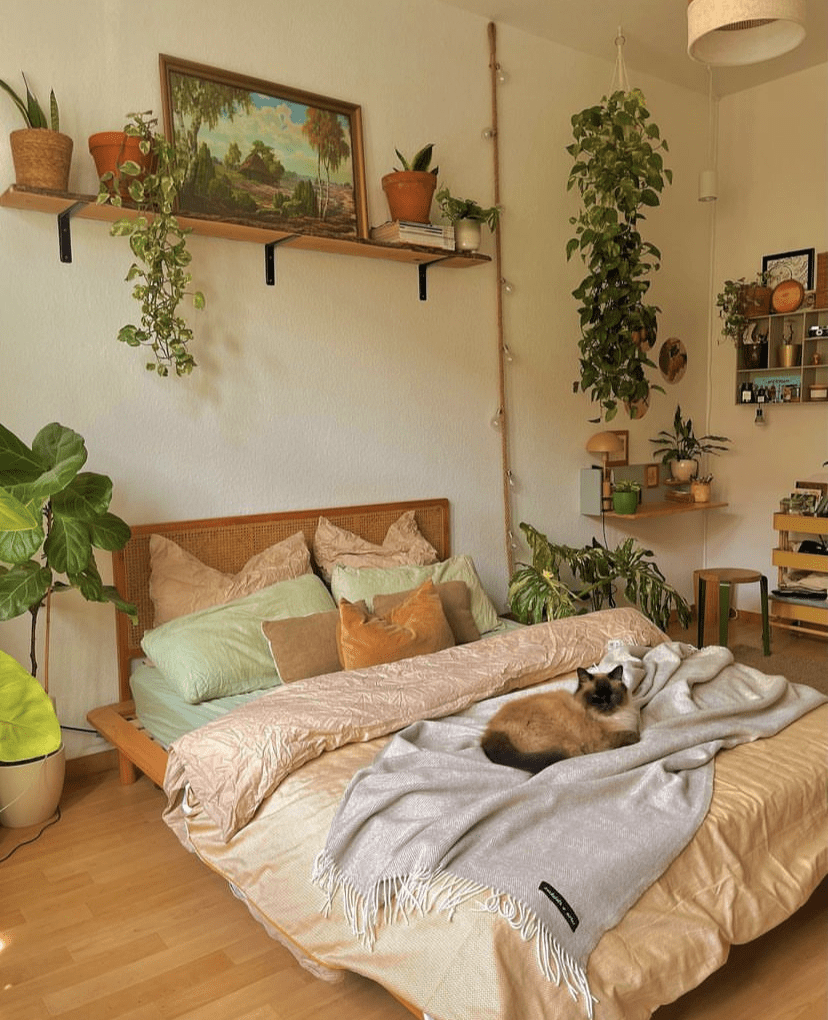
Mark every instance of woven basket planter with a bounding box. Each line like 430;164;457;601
10;128;73;190
381;171;437;224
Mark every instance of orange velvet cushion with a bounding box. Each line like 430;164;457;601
373;580;480;644
337;579;455;670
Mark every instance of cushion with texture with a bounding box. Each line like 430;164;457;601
373;580;480;644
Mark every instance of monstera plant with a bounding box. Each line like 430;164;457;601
0;422;136;682
566;89;672;422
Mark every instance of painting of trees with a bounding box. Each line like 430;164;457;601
302;108;350;220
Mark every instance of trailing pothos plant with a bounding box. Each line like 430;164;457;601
0;422;137;680
97;112;204;378
508;522;690;634
566;89;672;421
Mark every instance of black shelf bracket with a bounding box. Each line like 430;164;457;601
418;263;428;301
264;236;299;286
57;202;84;264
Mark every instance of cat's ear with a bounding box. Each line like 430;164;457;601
608;664;624;681
576;667;591;686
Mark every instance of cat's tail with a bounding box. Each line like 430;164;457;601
481;731;568;775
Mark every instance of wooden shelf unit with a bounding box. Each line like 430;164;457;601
736;307;828;404
0;184;490;297
771;512;828;638
602;499;728;520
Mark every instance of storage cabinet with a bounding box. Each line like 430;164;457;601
736;308;828;405
771;512;828;637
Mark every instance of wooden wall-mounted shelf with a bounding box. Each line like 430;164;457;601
0;184;490;299
601;500;728;520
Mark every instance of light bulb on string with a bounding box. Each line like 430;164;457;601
490;407;504;430
501;278;515;295
481;127;496;140
495;63;508;85
502;343;514;363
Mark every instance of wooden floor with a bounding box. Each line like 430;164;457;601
1;617;825;1020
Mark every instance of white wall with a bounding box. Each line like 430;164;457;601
707;64;828;610
1;0;720;757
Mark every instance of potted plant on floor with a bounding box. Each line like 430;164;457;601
566;89;672;422
381;144;439;224
0;73;72;191
508;523;690;633
0;422;136;826
649;405;731;482
96;112;205;377
435;186;499;252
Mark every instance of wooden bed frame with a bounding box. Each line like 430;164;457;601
87;498;451;788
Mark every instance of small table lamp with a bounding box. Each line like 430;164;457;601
586;431;624;512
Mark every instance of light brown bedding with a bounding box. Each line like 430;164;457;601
162;607;828;1019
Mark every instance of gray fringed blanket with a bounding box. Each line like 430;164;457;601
313;641;826;1017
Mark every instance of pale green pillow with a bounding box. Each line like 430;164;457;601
331;555;500;635
142;573;336;703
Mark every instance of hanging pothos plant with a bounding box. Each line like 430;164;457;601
566;89;672;422
97;112;204;378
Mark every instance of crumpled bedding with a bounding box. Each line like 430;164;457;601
161;607;828;1020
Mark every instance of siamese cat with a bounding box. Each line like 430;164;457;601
481;665;640;774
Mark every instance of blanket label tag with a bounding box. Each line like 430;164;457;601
539;881;579;931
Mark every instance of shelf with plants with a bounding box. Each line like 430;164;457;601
0;183;490;286
735;307;828;405
771;512;828;637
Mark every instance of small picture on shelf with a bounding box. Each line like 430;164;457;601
795;481;828;498
645;463;660;488
787;491;818;515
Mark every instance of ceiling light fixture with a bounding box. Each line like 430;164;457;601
688;0;806;66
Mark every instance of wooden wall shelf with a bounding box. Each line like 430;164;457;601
0;184;490;299
599;500;728;520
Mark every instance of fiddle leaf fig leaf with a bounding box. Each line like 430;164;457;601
0;561;52;621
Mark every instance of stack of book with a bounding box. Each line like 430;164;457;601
370;220;455;251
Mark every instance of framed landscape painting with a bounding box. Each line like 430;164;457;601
160;55;368;239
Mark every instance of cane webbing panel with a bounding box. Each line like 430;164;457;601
112;499;450;700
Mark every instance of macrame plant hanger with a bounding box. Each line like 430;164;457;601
611;27;631;92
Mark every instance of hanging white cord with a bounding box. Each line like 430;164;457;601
611;27;630;92
701;68;719;573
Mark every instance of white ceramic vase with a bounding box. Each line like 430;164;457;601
454;219;481;252
0;744;65;828
670;459;697;482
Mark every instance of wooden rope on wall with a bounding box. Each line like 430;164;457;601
487;21;515;579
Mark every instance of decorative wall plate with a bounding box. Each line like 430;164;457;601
659;337;687;384
771;279;805;313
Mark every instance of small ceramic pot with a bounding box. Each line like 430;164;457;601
454;219;481;252
612;490;639;515
670;459;697;482
691;481;711;503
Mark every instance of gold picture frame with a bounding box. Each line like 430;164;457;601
645;463;660;488
160;55;369;239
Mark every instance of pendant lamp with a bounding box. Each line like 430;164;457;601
688;0;806;66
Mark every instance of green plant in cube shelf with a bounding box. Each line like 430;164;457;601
435;187;499;231
97;111;204;378
0;73;60;130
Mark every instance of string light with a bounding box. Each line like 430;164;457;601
481;127;496;140
501;278;515;294
490;407;505;430
502;343;514;363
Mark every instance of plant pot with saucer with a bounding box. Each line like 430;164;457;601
381;144;438;224
1;75;72;190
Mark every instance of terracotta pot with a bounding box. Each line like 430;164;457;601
88;132;154;197
10;128;73;190
381;171;437;224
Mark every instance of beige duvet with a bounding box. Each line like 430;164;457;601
163;609;828;1020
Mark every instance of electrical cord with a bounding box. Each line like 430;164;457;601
0;805;61;862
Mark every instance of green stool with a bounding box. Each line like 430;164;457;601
697;568;770;655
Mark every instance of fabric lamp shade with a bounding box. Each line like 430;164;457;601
586;432;624;513
687;0;806;65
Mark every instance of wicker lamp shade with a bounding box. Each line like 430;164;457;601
688;0;806;65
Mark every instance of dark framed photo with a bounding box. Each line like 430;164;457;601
160;55;369;239
606;430;629;467
645;463;660;488
762;248;815;290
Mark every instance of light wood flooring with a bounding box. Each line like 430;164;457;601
1;617;825;1020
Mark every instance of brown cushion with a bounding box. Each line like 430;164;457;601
149;531;311;626
262;610;341;683
373;580;480;644
312;510;438;582
337;579;455;670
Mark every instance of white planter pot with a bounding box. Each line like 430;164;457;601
0;744;65;828
670;459;697;482
454;219;481;252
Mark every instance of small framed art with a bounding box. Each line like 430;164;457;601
645;464;660;488
762;248;815;290
160;55;369;239
607;430;629;467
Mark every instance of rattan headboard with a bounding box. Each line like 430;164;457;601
112;498;450;700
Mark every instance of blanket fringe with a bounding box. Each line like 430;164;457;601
312;851;596;1019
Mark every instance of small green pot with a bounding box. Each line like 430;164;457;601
612;490;639;515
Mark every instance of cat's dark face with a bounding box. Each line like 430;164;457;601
575;665;628;714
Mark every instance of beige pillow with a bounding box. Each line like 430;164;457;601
337;579;455;670
149;531;311;626
262;610;341;683
373;580;480;644
313;510;439;582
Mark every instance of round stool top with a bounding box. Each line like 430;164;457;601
698;568;763;584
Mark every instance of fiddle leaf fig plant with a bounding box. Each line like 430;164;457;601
508;522;690;633
0;422;137;680
97;111;204;378
566;89;672;421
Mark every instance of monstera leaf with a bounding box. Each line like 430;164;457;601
0;649;61;762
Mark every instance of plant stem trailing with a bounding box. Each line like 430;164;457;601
566;89;672;421
97;112;204;378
